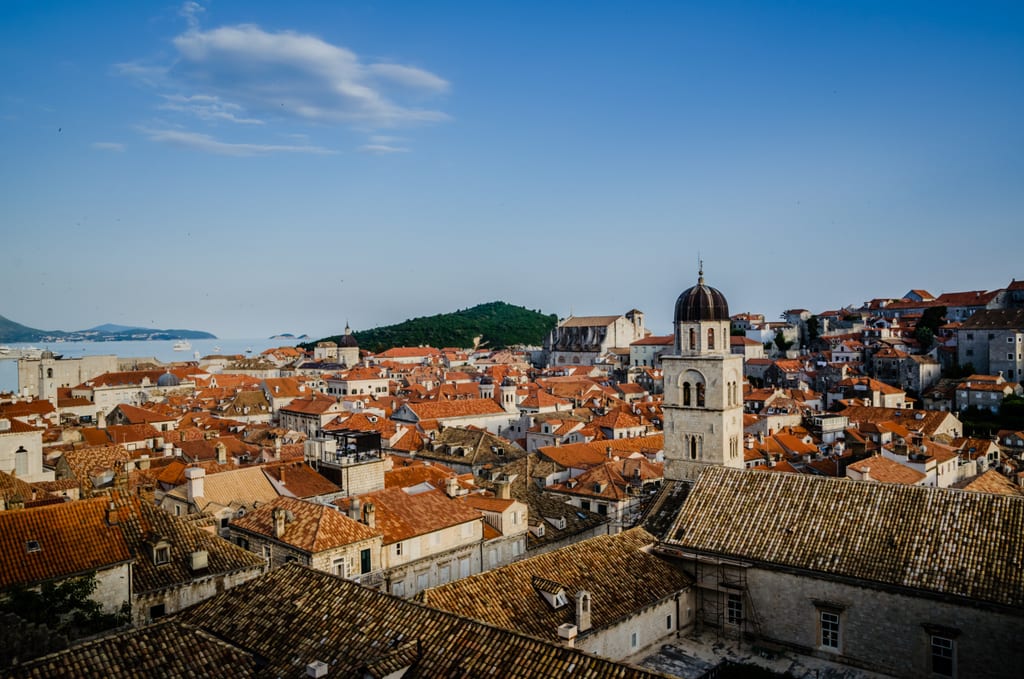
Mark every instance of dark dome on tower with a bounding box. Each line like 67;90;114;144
338;323;359;348
674;267;729;323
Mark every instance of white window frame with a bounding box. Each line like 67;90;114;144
819;609;841;650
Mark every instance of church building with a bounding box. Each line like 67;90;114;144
661;267;745;482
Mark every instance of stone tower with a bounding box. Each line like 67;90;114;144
662;266;745;481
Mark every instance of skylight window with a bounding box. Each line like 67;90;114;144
26;540;41;553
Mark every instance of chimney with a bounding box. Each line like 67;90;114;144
606;446;613;459
446;477;459;498
363;502;376;529
215;442;227;465
139;454;151;471
557;623;578;648
275;437;282;460
496;480;511;500
575;590;592;632
184;466;205;501
163;440;173;457
272;506;287;539
189;550;209;571
348;497;361;522
106;500;119;525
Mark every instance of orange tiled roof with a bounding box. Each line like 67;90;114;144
848;455;926;485
404;398;506;420
0;498;132;587
232;496;379;553
538;435;664;470
337;486;481;544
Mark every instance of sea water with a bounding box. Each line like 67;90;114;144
0;337;298;394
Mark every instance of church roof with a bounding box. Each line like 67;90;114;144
674;268;729;323
661;467;1024;609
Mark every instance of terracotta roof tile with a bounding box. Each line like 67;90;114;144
336;486;481;544
232;496;380;553
0;498;132;587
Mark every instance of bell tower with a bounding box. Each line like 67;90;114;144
662;265;745;481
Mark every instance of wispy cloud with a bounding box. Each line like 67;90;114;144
180;1;205;30
113;62;168;87
358;144;410;154
169;24;450;127
91;141;125;152
118;7;449;155
143;128;335;156
159;94;264;124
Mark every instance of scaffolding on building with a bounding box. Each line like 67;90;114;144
692;556;762;644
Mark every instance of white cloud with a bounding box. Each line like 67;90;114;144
119;18;449;155
358;144;410;154
367;63;450;93
91;141;126;152
143;128;335;156
159;94;264;124
168;24;449;127
180;1;205;30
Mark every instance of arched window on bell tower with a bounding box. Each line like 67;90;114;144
682;382;691;406
707;328;715;351
697;383;706;407
689;436;698;460
689;328;696;351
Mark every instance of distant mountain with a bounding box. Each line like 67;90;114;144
0;315;58;343
0;314;216;343
305;301;558;353
88;323;148;333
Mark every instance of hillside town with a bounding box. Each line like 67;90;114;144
1;273;1023;678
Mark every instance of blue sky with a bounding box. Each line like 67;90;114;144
2;1;1022;339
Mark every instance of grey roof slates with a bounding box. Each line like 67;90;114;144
664;467;1024;608
177;564;670;677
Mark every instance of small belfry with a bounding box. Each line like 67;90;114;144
662;264;745;482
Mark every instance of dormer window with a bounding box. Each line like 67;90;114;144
149;537;172;565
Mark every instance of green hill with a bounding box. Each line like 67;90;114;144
309;301;558;353
0;314;59;343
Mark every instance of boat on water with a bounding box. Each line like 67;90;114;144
213;345;222;353
173;340;192;351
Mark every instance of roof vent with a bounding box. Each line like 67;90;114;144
306;661;329;678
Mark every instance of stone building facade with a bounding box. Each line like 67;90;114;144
661;268;745;482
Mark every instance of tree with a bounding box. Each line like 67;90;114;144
0;573;127;640
1000;395;1024;422
914;305;946;351
806;315;820;346
774;329;793;353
